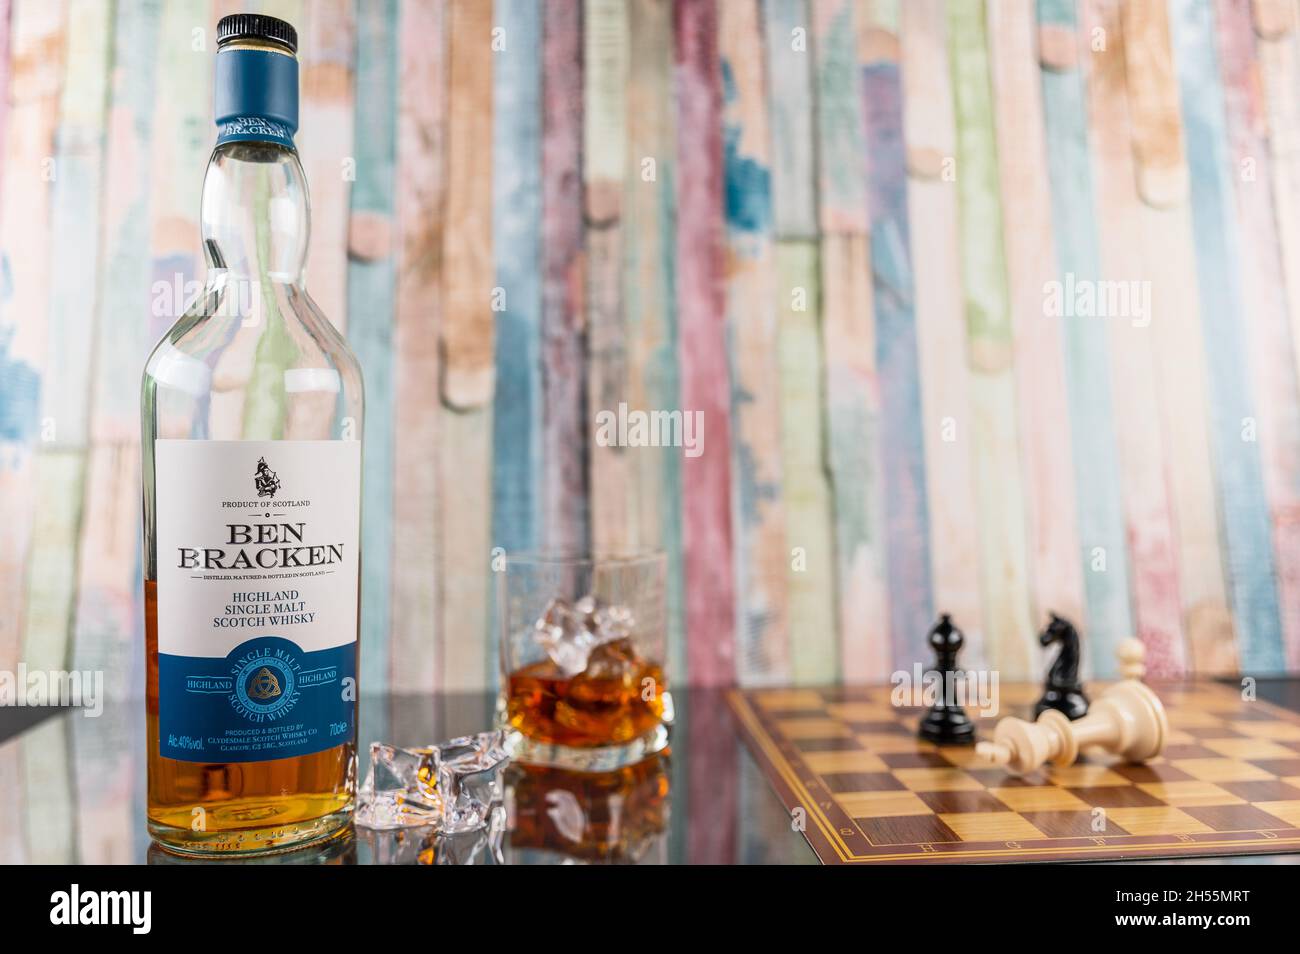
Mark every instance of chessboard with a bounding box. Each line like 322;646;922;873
729;681;1300;864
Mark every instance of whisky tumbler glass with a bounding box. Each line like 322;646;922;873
499;553;671;771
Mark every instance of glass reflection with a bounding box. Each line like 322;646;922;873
504;753;671;864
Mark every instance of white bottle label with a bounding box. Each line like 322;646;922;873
154;439;360;763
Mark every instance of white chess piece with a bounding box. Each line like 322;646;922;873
976;681;1167;775
1117;637;1146;681
976;641;1167;776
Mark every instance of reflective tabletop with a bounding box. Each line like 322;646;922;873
6;682;1300;864
0;689;816;865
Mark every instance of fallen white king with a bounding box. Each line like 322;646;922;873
976;639;1167;776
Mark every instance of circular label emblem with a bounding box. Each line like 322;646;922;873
233;654;298;717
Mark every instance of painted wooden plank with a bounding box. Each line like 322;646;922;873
439;0;494;691
893;0;972;668
0;0;10;226
65;3;152;696
347;0;398;694
1124;0;1235;672
1214;0;1300;670
1080;0;1187;676
674;0;735;686
1256;16;1300;505
72;2;165;700
1123;0;1191;206
0;0;66;672
763;0;816;240
818;234;888;680
813;0;867;233
71;447;143;699
776;242;837;682
541;0;589;554
764;0;835;682
490;0;540;693
719;0;789;685
1171;0;1285;672
985;0;1086;666
1034;0;1136;676
28;0;109;451
585;0;631;554
21;0;112;675
21;455;84;669
492;0;542;560
813;0;888;681
149;0;211;407
945;0;1036;678
390;0;445;692
441;4;495;413
624;0;686;678
298;0;355;333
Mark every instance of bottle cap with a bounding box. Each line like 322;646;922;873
216;13;298;53
213;14;299;149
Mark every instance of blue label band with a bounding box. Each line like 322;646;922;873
158;635;354;763
214;47;298;149
216;115;296;150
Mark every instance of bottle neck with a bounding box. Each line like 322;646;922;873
200;140;310;284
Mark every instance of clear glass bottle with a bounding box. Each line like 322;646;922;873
141;14;362;855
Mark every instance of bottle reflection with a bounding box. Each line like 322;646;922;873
148;827;357;865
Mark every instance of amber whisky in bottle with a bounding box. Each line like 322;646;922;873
141;13;362;855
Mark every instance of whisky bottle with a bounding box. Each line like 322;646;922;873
141;14;363;855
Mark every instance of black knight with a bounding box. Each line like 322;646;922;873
1034;613;1089;720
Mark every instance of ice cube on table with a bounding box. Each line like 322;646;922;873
356;731;510;833
356;743;443;829
433;731;512;834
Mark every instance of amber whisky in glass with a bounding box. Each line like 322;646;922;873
500;554;672;770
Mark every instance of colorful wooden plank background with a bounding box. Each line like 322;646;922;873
1;0;1299;696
